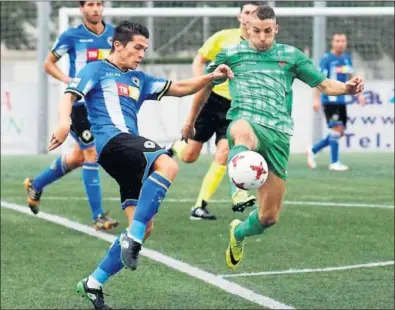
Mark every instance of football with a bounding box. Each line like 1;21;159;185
228;151;269;190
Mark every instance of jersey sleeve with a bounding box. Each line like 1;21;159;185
319;55;330;77
204;49;228;86
64;64;99;100
51;29;73;59
295;49;327;88
142;73;172;101
198;30;225;61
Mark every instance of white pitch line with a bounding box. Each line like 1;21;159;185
4;195;394;209
1;201;294;310
218;261;395;278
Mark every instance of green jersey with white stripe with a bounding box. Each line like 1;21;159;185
206;40;326;135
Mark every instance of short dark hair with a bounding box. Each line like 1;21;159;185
111;21;150;52
255;4;276;20
240;1;267;11
79;1;103;7
332;32;347;38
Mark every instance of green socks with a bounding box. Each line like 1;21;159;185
234;209;268;241
227;145;249;165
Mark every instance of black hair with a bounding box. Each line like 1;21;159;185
332;32;347;38
240;1;267;11
111;21;150;52
255;4;276;20
79;1;103;7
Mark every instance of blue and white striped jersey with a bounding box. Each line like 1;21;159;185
319;52;353;105
52;22;114;105
65;60;171;155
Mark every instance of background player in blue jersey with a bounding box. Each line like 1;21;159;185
306;32;365;171
47;21;234;309
24;1;119;230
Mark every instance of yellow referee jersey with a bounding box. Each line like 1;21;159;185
198;28;243;101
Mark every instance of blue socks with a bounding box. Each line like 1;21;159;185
91;235;124;285
82;162;104;220
32;156;70;191
312;131;341;163
128;172;171;243
312;134;330;154
329;134;340;163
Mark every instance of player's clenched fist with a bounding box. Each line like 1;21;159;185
211;64;234;80
47;122;70;151
345;76;364;95
181;123;196;142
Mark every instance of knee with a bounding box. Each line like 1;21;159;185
83;147;98;163
182;148;199;163
229;120;257;150
154;155;179;181
331;125;344;136
65;150;85;169
214;145;229;166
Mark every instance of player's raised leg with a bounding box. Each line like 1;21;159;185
77;205;153;309
24;141;84;214
120;153;178;269
225;119;288;270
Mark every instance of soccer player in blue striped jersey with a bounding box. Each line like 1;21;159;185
47;21;233;309
306;32;365;171
24;1;119;231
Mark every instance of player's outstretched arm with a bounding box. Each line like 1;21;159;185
181;84;213;141
316;76;364;96
47;93;77;151
165;64;234;97
44;53;72;85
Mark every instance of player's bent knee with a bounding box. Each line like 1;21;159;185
65;150;85;169
153;155;179;181
83;147;98;163
182;149;199;163
229;120;257;149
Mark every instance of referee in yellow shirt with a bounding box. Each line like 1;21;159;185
172;1;263;220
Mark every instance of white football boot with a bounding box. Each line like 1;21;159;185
305;146;317;169
329;162;349;171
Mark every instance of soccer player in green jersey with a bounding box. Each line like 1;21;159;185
181;4;364;270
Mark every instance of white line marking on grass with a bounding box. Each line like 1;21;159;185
1;201;294;310
218;261;395;278
6;195;394;209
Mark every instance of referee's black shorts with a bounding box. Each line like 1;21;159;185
193;92;231;145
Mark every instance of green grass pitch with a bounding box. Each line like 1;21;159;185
1;153;394;309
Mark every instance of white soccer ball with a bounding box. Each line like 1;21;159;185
228;151;269;190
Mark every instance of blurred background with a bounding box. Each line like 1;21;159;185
1;0;394;155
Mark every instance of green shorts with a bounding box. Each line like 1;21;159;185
227;121;290;180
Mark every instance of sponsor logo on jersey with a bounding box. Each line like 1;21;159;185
335;65;352;74
86;48;111;61
107;36;113;46
132;77;140;87
79;39;94;43
116;83;140;101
